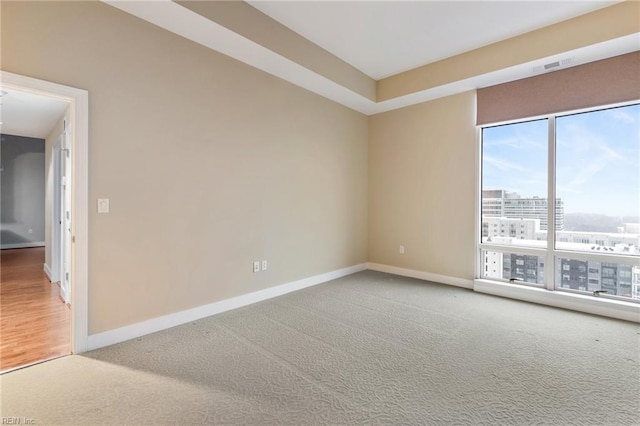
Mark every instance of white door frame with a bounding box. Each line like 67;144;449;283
1;70;89;354
51;136;63;283
59;124;72;304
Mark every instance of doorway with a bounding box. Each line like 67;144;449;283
52;126;72;305
0;90;70;371
0;71;89;370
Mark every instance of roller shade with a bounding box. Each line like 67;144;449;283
477;51;640;125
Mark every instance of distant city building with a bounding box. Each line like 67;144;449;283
506;253;545;284
633;268;640;301
482;216;542;241
482;247;545;285
482;218;640;299
484;249;639;299
623;223;640;234
557;259;633;298
556;231;639;252
482;189;564;231
481;190;640;298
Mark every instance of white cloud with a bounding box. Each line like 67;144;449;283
483;135;545;151
607;108;638;124
555;120;630;194
483;155;527;172
565;161;605;189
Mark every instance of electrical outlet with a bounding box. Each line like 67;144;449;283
28;229;33;234
253;261;260;273
97;198;110;213
399;245;405;254
261;260;268;271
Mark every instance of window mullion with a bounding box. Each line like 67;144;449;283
546;116;556;291
475;127;482;281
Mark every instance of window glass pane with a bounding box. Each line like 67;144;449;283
555;257;640;300
555;104;640;256
481;250;545;286
481;119;549;248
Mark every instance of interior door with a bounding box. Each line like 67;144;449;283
60;123;72;304
51;137;62;283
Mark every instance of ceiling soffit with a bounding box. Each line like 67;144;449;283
102;1;640;115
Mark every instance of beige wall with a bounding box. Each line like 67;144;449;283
1;1;368;334
368;91;477;280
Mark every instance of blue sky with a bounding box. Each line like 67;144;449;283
482;104;640;217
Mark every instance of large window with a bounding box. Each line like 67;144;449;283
479;103;640;302
481;119;548;248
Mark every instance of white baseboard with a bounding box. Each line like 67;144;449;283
367;262;473;289
44;263;60;283
1;241;45;250
44;263;53;282
474;279;640;323
86;263;368;352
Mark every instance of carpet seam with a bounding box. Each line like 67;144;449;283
213;321;364;408
320;280;471;322
300;287;454;338
252;309;380;365
271;299;436;360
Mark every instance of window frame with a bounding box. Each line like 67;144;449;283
476;100;640;307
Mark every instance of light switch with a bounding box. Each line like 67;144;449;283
97;198;110;213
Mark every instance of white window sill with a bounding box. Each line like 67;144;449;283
474;279;640;323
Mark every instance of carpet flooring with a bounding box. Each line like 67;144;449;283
1;271;639;425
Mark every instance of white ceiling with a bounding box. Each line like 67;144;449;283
248;0;621;79
0;88;69;139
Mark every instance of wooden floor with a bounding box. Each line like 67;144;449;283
1;247;70;372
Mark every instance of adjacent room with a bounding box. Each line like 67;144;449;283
1;1;638;424
0;90;72;372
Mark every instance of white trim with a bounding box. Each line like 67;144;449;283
479;243;547;257
43;263;53;282
71;86;89;353
51;136;62;284
86;263;367;351
474;279;640;323
60;281;71;307
547;115;557;291
0;242;45;250
474;125;482;280
553;249;639;266
367;263;474;289
1;71;90;355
